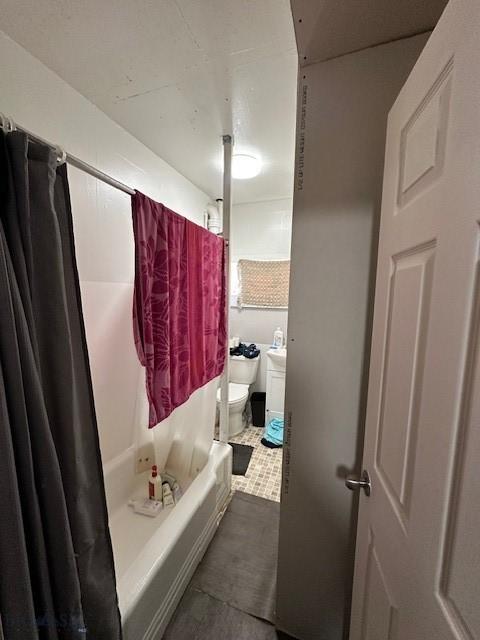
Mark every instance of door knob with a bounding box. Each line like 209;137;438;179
345;470;371;496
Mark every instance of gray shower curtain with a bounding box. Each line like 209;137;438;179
0;131;122;639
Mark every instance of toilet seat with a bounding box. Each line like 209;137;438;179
216;382;249;405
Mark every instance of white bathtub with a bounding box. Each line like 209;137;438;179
104;439;232;639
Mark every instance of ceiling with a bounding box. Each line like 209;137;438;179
0;0;298;203
291;0;449;65
0;0;449;204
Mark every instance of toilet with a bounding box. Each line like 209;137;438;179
216;353;260;437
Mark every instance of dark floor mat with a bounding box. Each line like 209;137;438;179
229;442;254;475
189;491;280;623
163;587;278;640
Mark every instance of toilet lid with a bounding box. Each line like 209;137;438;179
216;382;249;403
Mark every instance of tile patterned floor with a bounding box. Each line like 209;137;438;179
229;425;283;502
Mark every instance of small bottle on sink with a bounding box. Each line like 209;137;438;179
273;327;284;348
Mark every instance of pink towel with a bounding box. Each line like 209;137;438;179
132;191;226;427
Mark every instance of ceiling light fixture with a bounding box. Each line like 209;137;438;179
231;154;261;180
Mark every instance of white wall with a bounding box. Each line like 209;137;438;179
0;31;210;467
229;197;292;392
230;197;292;347
276;34;429;640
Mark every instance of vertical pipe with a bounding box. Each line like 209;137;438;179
219;134;233;443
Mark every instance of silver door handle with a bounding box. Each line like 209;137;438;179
345;470;371;497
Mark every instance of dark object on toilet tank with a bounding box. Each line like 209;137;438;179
230;342;260;358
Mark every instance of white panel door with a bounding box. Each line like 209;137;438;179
350;1;480;638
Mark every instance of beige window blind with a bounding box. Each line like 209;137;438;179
237;259;290;308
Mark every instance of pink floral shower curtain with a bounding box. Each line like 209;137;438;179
132;191;226;427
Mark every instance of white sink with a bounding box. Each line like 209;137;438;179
267;348;287;370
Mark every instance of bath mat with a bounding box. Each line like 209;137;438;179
189;491;280;623
229;442;254;475
163;586;278;639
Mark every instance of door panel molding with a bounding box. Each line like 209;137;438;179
361;529;398;640
375;241;436;531
397;58;453;209
438;230;480;639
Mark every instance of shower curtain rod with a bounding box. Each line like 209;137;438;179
0;115;136;196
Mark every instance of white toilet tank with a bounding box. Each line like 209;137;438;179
229;355;259;384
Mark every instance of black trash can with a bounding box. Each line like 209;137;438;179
250;392;266;428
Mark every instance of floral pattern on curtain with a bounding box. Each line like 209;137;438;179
132;191;226;428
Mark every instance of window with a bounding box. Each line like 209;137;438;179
237;259;290;309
